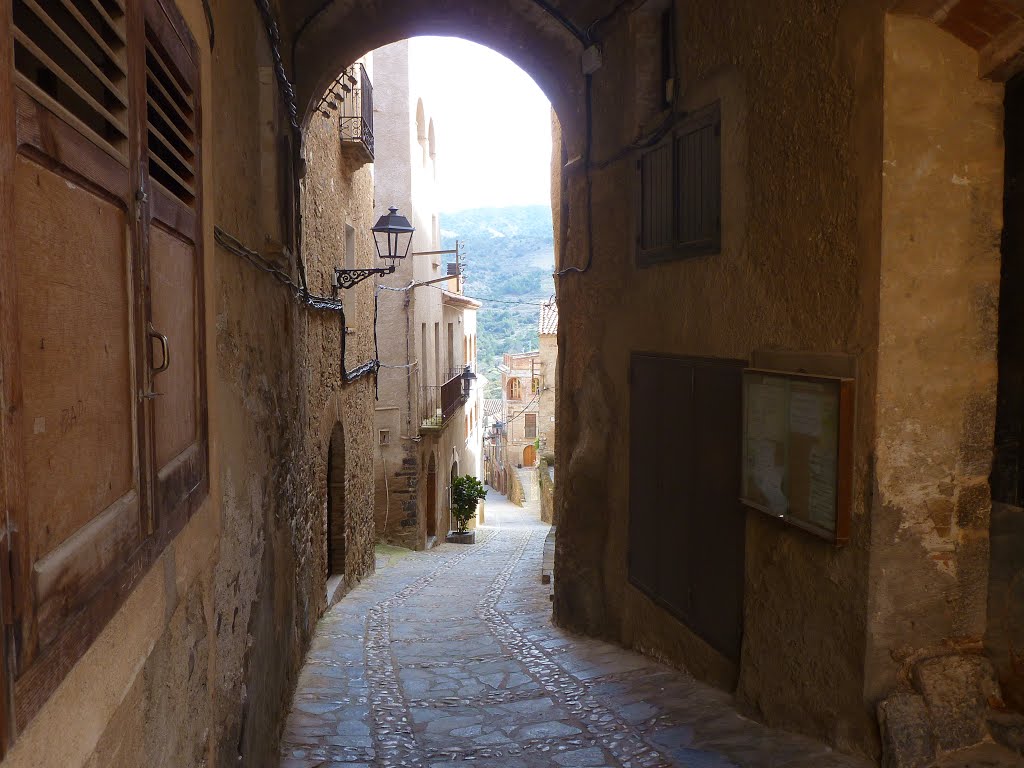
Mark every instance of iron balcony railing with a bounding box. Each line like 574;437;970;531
339;63;374;161
420;371;467;431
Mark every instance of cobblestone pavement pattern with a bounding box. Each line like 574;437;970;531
280;492;872;768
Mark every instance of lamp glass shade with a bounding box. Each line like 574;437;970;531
371;206;415;266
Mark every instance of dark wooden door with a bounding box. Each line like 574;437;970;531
993;73;1024;506
426;454;437;539
629;354;746;662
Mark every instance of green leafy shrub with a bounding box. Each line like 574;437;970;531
450;474;487;534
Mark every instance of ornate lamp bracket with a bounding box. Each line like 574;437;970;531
334;264;396;290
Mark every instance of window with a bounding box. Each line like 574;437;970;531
2;0;206;747
421;323;428;386
659;7;675;109
379;430;391;446
532;377;541;394
525;413;538;439
638;101;721;264
345;223;356;269
508;379;522;400
433;323;440;386
447;322;454;375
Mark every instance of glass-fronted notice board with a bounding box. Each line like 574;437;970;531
740;369;854;545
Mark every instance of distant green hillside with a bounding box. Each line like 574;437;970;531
440;205;555;397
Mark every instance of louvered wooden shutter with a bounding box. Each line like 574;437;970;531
638;140;673;254
11;0;130;160
675;102;721;252
636;102;722;264
6;0;146;731
142;0;207;535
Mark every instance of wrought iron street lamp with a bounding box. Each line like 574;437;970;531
335;206;414;289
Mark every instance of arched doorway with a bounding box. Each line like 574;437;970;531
327;423;346;576
523;444;536;466
426;452;437;540
449;461;459;533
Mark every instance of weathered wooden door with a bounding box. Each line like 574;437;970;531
628;354;746;663
523;444;536;466
143;0;207;535
0;0;206;745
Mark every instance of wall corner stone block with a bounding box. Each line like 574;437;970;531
878;691;936;768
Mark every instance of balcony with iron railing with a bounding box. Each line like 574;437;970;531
420;368;470;433
318;63;374;163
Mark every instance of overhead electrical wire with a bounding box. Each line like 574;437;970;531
213;226;381;385
254;0;299;128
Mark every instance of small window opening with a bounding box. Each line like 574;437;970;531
659;7;675;109
345;223;356;269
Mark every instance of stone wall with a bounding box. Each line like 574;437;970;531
540;459;556;525
1;1;378;764
508;467;526;507
539;331;558;454
868;14;1003;703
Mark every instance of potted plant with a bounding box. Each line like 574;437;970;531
447;474;487;544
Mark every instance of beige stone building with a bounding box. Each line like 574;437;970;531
538;298;558;457
500;351;543;468
372;41;484;549
1;0;1024;765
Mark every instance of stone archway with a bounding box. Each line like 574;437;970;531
290;2;584;135
327;423;346;576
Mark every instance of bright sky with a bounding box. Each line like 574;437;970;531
408;37;552;213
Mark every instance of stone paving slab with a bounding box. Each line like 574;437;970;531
280;493;873;768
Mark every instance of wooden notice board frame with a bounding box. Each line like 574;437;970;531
740;369;854;545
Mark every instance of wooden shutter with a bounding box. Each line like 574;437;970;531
142;0;206;537
5;0;147;730
638;139;673;255
675;102;721;253
637;102;722;264
0;0;206;744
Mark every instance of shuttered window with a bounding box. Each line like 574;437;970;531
637;102;721;264
12;0;129;159
0;0;206;751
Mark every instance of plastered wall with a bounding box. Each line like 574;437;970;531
553;0;887;756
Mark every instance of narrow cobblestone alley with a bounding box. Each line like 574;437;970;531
279;492;871;768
